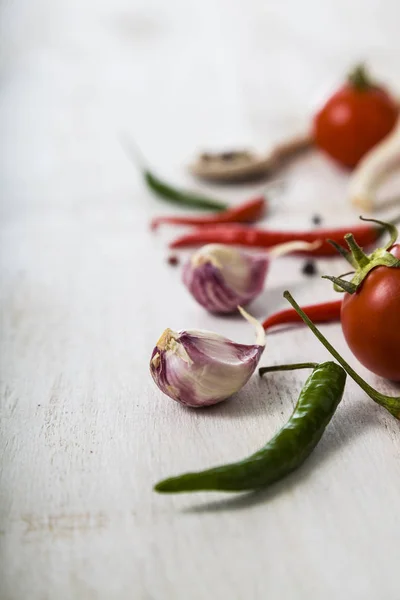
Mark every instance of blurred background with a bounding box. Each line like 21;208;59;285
1;0;399;220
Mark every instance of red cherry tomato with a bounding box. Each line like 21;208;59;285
340;244;400;381
313;65;398;169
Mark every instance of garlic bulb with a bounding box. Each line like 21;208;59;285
150;307;265;407
183;241;319;314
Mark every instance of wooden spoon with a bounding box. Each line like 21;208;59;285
189;133;313;183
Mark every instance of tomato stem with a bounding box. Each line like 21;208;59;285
283;291;400;420
344;233;370;267
259;363;318;376
348;64;374;92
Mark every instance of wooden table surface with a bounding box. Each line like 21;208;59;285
1;1;400;599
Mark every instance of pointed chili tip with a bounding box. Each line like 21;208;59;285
154;476;198;493
154;480;169;493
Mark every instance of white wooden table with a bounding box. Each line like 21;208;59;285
1;1;400;598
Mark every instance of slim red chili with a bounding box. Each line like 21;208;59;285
262;300;342;330
151;196;266;230
169;221;390;256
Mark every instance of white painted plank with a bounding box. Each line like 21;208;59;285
1;1;400;599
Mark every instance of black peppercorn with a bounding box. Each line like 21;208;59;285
167;255;179;266
312;214;322;226
302;261;317;276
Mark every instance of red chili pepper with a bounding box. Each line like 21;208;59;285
263;300;342;330
169;220;389;256
151;196;266;231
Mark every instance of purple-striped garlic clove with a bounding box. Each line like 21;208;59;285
183;244;269;314
150;307;265;407
182;241;322;314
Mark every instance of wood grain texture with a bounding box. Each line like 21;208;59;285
1;1;400;599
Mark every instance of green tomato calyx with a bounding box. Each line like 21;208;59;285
322;217;400;294
347;64;375;92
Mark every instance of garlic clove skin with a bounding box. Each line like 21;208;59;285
183;244;269;314
150;307;265;407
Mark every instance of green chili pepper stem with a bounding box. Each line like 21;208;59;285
283;291;400;419
259;363;318;376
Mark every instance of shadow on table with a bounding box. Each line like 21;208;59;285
198;377;295;421
182;399;391;514
248;281;304;321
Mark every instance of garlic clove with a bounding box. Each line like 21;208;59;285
183;244;269;314
182;241;319;314
150;307;265;407
349;120;400;212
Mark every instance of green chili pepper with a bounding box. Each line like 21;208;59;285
121;134;228;211
144;170;228;211
154;361;346;493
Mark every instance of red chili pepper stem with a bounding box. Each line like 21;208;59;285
283;291;400;419
259;363;318;376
